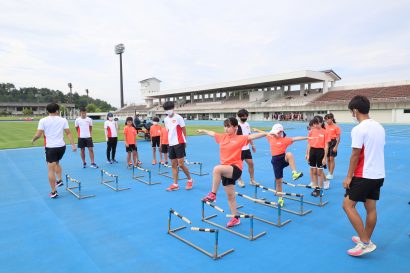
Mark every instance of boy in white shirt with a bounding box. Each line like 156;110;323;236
75;108;98;168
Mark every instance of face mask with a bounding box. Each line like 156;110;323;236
108;117;113;121
165;110;174;116
153;122;158;125
240;118;247;122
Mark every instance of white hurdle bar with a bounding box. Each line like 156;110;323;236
235;192;291;227
100;169;130;191
168;208;234;260
185;159;209;176
132;166;161;185
282;181;328;207
65;174;95;200
201;201;267;240
254;183;312;216
158;163;187;180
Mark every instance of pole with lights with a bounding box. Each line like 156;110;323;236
115;43;125;108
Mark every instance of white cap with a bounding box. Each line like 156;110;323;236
270;123;284;134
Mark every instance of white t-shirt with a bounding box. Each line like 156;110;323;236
104;120;118;138
37;116;69;148
351;119;385;179
164;113;186;146
75;117;93;138
238;121;251;150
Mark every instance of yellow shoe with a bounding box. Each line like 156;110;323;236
278;198;285;207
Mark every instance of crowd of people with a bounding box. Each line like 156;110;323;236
32;95;385;257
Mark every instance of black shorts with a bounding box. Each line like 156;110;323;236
327;139;338;157
45;146;66;163
241;149;252;160
151;136;160;147
221;165;243;186
271;153;289;179
169;144;186;160
126;144;137;152
309;147;325;168
78;137;94;149
161;144;169;154
345;177;384;202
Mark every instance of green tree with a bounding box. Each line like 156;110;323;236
86;103;97;113
22;108;33;115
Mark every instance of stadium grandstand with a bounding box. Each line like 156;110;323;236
113;70;410;123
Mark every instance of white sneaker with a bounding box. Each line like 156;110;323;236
326;174;334;180
347;241;377;256
237;178;245;188
324;180;330;190
352;236;375;246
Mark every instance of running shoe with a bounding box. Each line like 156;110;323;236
352;236;376;247
152;159;157;165
166;184;180;191
112;159;119;163
237;178;245;188
83;162;87;168
202;192;216;202
107;160;113;164
185;179;193;190
326;174;334;180
311;188;320;197
324;180;330;190
49;191;59;198
292;171;303;180
137;160;142;166
278;197;285;207
90;163;99;169
56;180;64;187
347;242;377;256
226;217;240;228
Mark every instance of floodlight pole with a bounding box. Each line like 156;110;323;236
115;44;125;108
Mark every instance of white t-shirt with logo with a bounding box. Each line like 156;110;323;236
104;120;118;138
164;113;186;146
75;117;93;138
238;121;251;150
351;119;385;179
37;116;69;148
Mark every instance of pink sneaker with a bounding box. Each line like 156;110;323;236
185;179;193;190
226;217;240;228
166;184;180;191
202;192;216;202
347;242;376;256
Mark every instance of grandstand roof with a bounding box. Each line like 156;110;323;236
145;69;341;98
139;77;161;83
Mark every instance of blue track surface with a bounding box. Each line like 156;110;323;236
0;121;409;273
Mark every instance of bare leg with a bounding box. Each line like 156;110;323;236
328;156;335;175
343;197;370;243
132;150;137;165
80;148;86;163
55;162;62;181
171;159;179;184
126;151;131;165
317;169;324;188
89;147;95;164
363;199;378;240
211;165;234;194
276;178;283;193
152;147;156;162
311;168;318;186
245;158;254;180
177;158;192;180
285;152;297;171
47;162;57;192
224;184;237;215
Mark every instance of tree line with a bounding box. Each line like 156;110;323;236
0;83;116;112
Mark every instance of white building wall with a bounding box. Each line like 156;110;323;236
332;109;393;123
393;109;410;123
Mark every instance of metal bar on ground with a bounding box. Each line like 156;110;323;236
282;181;328;207
132;166;161;185
158;163;187;180
65;174;96;199
185;159;209;176
100;169;130;191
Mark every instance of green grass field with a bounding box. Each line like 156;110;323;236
0;121;237;149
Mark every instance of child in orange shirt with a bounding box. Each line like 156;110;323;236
306;117;329;197
199;117;266;228
254;124;309;206
324;113;341;182
150;117;162;165
159;122;169;164
124;117;140;168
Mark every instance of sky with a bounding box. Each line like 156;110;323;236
1;0;410;108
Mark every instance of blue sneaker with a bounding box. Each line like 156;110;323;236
90;163;99;168
83;162;87;168
112;159;118;163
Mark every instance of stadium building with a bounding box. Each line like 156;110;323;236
115;69;410;123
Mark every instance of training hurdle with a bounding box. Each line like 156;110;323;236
254;183;312;216
100;169;130;191
168;208;234;260
201;201;267;240
185;159;209;176
65;174;96;200
236;192;291;227
282;181;328;207
158;163;187;180
132;165;161;185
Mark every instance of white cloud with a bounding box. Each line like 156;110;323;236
1;0;409;107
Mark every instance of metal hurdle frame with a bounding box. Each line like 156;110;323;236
132;165;161;185
65;174;95;200
100;169;130;191
254;183;312;216
168;208;234;260
185;159;209;176
201;201;267;240
282;181;328;207
158;163;187;180
235;192;291;227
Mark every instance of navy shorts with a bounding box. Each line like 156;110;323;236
271;153;289;179
151;136;160;147
169;144;186;160
125;144;137;152
161;144;169;154
221;165;243;186
327;139;338;157
345;177;384;202
241;149;252;160
45;146;66;163
309;147;325;168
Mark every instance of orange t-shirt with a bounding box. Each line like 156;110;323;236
214;133;250;170
308;128;328;148
267;136;293;156
325;124;341;140
150;124;162;137
123;126;137;145
160;127;169;145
